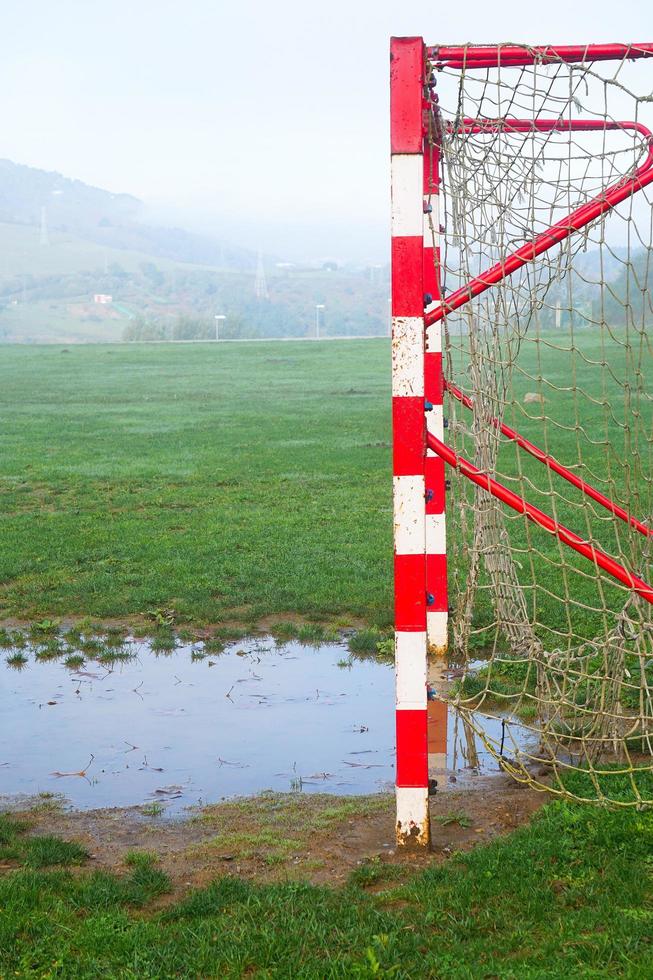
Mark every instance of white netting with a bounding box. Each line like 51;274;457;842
428;46;653;805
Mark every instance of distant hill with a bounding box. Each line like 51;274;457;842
0;159;257;272
0;159;389;343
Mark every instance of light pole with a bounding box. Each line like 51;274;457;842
315;303;325;339
214;314;226;341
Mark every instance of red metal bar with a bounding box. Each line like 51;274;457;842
427;432;653;605
444;380;653;539
429;44;653;69
425;119;653;327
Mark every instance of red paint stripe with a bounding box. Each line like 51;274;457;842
424;351;443;404
396;709;428;786
392;397;425;475
394;554;426;630
392;236;425;316
390;37;424;154
426;554;448;611
424;455;446;513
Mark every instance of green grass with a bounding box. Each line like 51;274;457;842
1;333;648;635
0;798;652;977
0;341;394;627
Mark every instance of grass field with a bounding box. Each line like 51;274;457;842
1;336;653;977
0;334;650;634
0;340;393;627
1;787;652;978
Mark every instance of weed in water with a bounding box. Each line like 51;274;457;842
0;627;16;649
98;646;134;664
151;628;176;652
79;636;104;657
141;802;165;817
104;626;127;647
203;636;225;655
297;623;337;646
34;637;65;660
270;621;300;642
349;628;384;655
64;654;85;670
6;651;28;669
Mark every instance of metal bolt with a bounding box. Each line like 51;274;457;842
443;417;449;428
424;400;434;412
424;293;433;307
423;201;433;214
425;488;434;503
426;593;435;606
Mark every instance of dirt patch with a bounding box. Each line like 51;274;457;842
6;778;546;896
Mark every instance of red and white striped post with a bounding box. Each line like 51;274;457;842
423;79;449;783
423;100;448;657
391;36;433;847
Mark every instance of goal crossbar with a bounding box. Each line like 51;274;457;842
429;43;653;68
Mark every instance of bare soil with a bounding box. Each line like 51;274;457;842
6;778;546;897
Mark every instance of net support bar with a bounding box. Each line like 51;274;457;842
425;120;653;326
427;432;653;605
444;380;653;538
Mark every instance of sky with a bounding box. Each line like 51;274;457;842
2;0;653;263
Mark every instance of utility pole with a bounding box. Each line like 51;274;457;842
315;303;325;339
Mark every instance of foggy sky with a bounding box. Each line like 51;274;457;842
2;0;653;262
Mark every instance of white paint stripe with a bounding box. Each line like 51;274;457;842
425;405;444;449
395;631;427;709
391;317;424;397
427;611;448;651
393;475;426;554
391;154;424;237
395;786;430;843
426;318;442;353
425;513;446;553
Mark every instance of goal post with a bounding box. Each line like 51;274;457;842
391;38;653;847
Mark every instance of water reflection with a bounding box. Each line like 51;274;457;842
1;636;527;813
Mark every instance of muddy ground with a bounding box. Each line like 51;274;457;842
3;778;547;897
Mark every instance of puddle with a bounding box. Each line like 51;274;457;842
0;636;532;814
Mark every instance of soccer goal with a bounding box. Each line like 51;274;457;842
390;39;653;847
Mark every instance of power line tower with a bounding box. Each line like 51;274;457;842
254;250;269;300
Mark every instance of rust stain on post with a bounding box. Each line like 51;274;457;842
396;816;431;849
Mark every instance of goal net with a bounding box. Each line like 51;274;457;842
427;45;653;807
